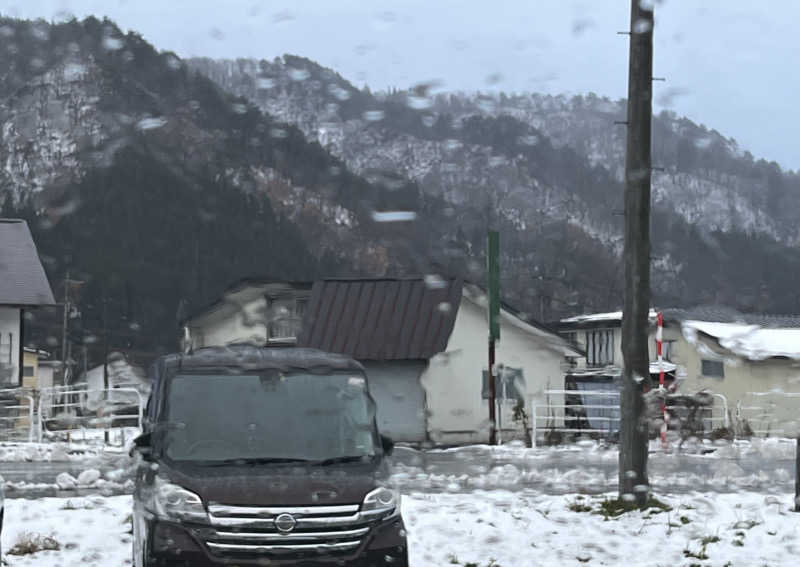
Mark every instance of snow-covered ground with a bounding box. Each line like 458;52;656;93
2;491;799;566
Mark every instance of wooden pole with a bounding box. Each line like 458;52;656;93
795;437;799;512
619;0;654;507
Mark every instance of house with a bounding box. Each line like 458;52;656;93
557;306;800;437
183;277;581;445
21;348;58;391
662;307;800;436
0;219;56;387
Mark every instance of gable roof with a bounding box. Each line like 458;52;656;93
297;277;462;360
0;219;55;306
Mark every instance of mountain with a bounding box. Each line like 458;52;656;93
3;15;800;366
0;16;438;363
189;55;800;315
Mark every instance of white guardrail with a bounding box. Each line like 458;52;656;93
37;385;144;444
0;385;144;445
0;387;36;442
529;389;730;445
736;391;800;437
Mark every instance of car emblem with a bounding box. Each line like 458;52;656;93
275;513;297;533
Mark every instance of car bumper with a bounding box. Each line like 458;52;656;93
143;516;408;566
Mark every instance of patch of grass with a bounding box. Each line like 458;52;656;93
680;516;691;525
448;554;459;564
733;539;745;547
596;496;672;518
701;535;720;545
60;500;78;510
8;533;61;556
683;546;709;560
568;500;594;513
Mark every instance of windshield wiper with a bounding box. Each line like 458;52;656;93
316;455;377;466
203;457;311;467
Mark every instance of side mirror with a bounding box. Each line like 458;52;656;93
130;432;153;459
380;434;394;456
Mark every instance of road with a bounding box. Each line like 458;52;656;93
1;442;795;498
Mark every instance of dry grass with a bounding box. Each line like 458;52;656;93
8;532;61;556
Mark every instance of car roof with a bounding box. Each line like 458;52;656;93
158;345;365;374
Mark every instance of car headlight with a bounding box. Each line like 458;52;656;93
361;487;401;519
147;476;207;522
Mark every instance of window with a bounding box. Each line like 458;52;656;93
701;359;725;378
662;339;676;362
586;329;614;366
266;296;308;343
23;365;35;377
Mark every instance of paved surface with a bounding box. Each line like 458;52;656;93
1;443;796;498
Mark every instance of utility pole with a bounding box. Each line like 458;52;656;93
102;293;110;444
487;230;501;445
60;270;70;384
619;0;654;507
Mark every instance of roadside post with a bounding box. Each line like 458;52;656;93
488;230;500;445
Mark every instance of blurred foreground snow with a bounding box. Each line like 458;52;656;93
2;491;799;566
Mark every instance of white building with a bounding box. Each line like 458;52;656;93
0;219;56;388
183;277;580;445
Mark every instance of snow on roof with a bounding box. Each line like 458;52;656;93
682;320;800;361
560;309;658;325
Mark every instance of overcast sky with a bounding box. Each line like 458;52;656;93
4;0;799;170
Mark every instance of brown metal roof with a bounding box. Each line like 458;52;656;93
297;278;463;360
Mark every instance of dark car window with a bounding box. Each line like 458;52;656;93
163;372;377;463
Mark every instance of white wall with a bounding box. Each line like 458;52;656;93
0;306;21;386
191;295;268;348
422;297;568;445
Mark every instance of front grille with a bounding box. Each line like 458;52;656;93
199;503;380;558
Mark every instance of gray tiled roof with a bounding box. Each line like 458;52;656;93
662;306;800;328
0;219;56;306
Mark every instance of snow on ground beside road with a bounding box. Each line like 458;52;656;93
3;491;799;566
2;496;131;566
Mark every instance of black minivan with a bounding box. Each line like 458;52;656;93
131;345;408;566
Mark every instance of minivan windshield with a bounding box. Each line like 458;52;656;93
162;371;378;464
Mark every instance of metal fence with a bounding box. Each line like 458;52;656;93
736;391;800;437
530;389;730;445
0;385;144;445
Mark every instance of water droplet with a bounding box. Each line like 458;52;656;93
231;103;248;114
489;156;508;167
270;128;288;139
693;137;712;149
621;493;636;502
437;302;452;313
209;27;225;41
485;73;503;85
256;77;275;89
407;96;432;110
363;110;385;122
443;139;462;151
327;84;351;101
164;54;181;70
424;274;447;290
519;134;539;146
272;11;295;24
632;19;652;34
136;117;167;131
422;115;436;127
371;211;417;222
572;18;594;36
102;35;123;51
288;68;310;81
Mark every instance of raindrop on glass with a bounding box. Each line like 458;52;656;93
363;110;385;122
371;211;417;222
288;68;310;81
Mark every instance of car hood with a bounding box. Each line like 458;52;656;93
159;461;382;507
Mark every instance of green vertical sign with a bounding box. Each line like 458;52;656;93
488;230;500;341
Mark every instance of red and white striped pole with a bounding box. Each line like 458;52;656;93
656;312;667;448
